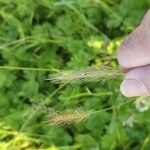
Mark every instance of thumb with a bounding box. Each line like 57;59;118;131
120;65;150;97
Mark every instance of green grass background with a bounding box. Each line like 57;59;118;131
0;0;150;149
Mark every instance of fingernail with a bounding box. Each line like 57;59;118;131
120;78;149;97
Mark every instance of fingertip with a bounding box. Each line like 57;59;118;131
120;78;149;97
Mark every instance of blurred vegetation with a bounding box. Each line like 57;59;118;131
0;0;150;149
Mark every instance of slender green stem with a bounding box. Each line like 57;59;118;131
67;92;113;101
0;65;57;72
141;135;150;150
19;83;67;132
91;98;136;115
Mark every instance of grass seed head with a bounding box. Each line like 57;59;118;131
48;109;92;126
49;66;123;84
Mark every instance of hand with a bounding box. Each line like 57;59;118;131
117;10;150;97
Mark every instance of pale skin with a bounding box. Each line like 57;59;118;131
117;10;150;97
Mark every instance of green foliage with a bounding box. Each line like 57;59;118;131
0;0;150;149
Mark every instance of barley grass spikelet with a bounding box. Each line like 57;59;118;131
49;66;123;84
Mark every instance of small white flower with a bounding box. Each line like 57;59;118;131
135;98;150;112
123;115;135;128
